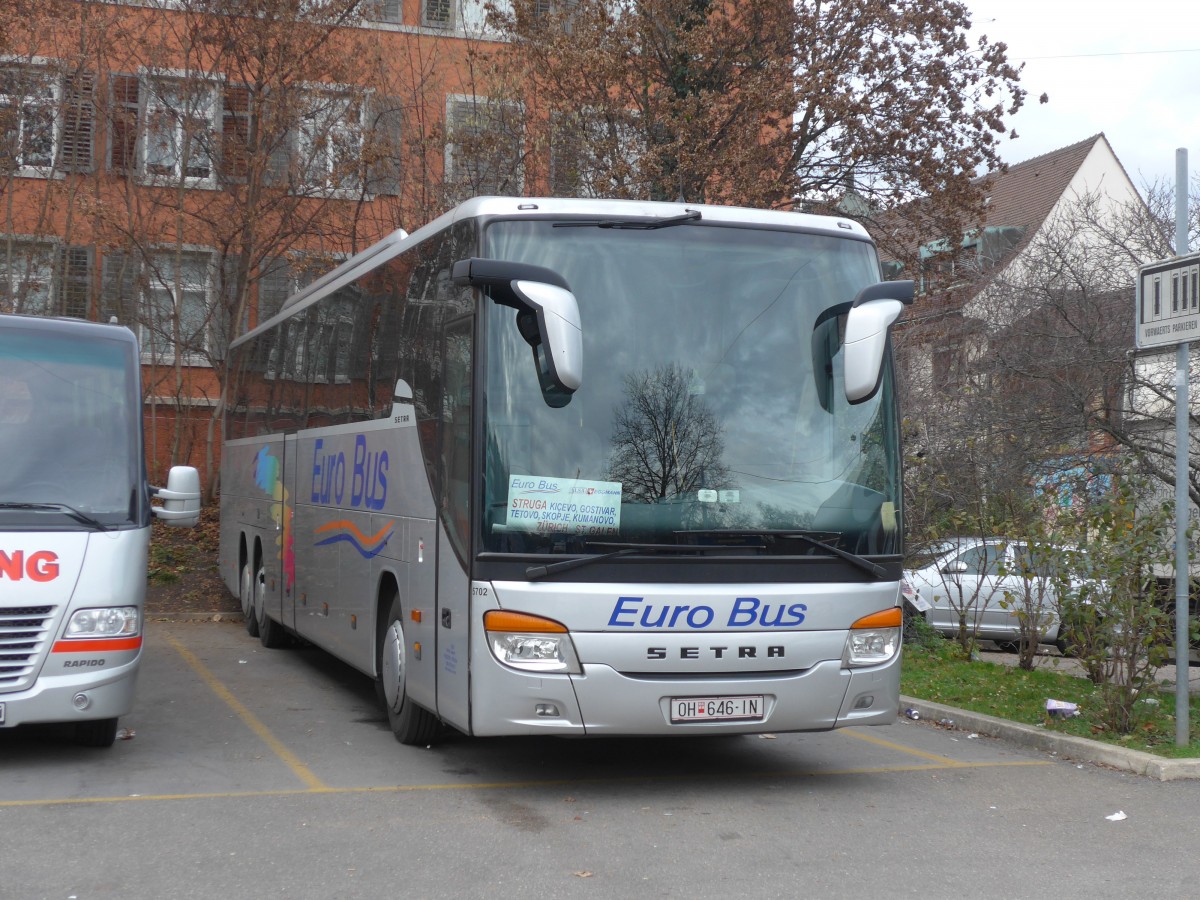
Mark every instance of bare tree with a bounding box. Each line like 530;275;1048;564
607;363;730;503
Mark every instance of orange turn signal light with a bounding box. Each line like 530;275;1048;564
483;610;569;634
851;607;902;630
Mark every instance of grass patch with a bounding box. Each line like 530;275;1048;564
901;639;1200;759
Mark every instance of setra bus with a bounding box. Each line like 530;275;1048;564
0;313;201;747
219;197;913;744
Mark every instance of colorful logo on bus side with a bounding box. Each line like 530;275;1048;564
313;520;394;559
254;446;295;591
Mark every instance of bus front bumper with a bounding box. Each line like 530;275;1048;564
468;653;900;737
0;660;139;729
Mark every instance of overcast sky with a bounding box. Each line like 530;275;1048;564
966;0;1200;192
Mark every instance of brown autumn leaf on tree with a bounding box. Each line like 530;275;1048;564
490;0;1025;248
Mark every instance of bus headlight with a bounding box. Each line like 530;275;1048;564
484;610;582;675
843;607;901;668
64;607;140;638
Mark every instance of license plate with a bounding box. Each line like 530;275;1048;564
670;695;764;723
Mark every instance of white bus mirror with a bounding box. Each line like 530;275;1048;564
152;465;202;528
452;258;583;403
512;279;582;393
843;280;913;404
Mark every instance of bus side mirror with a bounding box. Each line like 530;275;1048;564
843;280;914;404
152;465;202;528
452;258;583;401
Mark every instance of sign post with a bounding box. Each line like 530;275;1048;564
1136;148;1193;745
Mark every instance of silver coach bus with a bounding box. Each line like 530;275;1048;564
219;197;913;744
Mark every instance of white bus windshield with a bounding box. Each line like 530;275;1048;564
481;220;900;558
0;329;140;527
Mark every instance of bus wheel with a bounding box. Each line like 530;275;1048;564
243;562;260;638
379;596;440;745
75;717;119;748
256;563;289;649
239;562;257;636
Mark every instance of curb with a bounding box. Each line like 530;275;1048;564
147;612;244;623
901;695;1200;782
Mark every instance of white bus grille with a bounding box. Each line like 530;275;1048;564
0;606;55;692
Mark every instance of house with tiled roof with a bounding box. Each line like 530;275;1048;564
886;134;1172;532
897;134;1142;326
887;134;1150;390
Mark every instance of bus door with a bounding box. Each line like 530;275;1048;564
435;314;473;730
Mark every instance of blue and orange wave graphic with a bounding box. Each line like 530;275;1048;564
313;520;394;559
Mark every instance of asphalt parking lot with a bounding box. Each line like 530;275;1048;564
6;620;1200;899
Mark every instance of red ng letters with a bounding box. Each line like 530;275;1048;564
0;550;60;581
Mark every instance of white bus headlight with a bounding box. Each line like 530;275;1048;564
843;607;901;668
65;607;140;638
484;610;582;675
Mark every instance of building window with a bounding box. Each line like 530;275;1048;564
0;242;53;313
0;240;91;317
110;73;221;186
423;0;455;29
144;78;217;181
445;95;523;202
549;109;644;198
366;0;403;23
143;253;213;362
101;249;214;363
297;90;365;194
1;65;58;173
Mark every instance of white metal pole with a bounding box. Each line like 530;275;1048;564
1175;147;1190;746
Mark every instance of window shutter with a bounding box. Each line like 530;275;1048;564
57;245;92;318
100;250;142;326
373;0;402;22
423;0;453;28
221;85;251;182
59;72;95;173
109;75;140;174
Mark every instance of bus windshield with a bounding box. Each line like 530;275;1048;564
0;328;140;527
480;219;900;558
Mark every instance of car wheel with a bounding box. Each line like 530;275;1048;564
378;594;440;745
75;717;119;748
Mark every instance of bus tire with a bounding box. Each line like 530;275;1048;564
379;595;440;745
244;560;260;638
256;562;289;649
239;562;258;636
75;717;119;748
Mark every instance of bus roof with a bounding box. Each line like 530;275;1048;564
233;196;875;349
0;311;138;347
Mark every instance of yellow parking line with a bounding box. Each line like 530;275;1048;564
839;725;972;766
165;634;328;791
0;758;1053;808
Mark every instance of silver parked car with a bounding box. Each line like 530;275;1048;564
904;538;1079;650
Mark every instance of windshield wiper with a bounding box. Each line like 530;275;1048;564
676;529;888;579
553;210;702;230
524;538;763;580
0;501;110;531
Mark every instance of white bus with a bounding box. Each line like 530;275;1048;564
0;314;200;747
220;197;913;744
